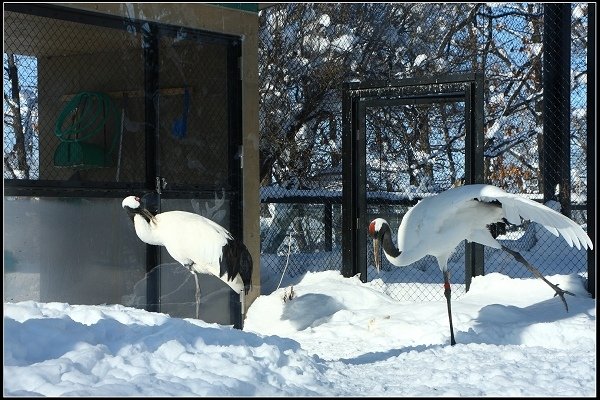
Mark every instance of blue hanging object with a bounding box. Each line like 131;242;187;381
172;87;190;139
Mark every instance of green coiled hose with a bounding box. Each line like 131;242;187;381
54;91;121;155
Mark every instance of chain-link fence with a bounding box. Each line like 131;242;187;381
4;9;145;183
4;7;237;190
258;3;592;300
4;4;244;323
480;4;590;289
363;97;472;302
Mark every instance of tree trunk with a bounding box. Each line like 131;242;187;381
6;53;30;179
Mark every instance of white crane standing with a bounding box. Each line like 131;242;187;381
122;195;252;327
368;184;593;346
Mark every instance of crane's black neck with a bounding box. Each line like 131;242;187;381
379;222;401;258
124;206;154;224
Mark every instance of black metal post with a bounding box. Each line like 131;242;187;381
143;23;160;313
587;3;595;298
324;203;333;252
542;3;572;217
465;76;485;291
227;39;244;329
357;102;368;282
227;39;244;241
341;81;359;277
230;291;243;330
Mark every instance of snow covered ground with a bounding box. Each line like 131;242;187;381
4;269;596;396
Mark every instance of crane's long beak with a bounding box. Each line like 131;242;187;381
140;208;155;222
373;238;381;273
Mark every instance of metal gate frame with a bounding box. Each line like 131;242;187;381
341;73;485;291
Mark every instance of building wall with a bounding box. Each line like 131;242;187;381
55;2;262;310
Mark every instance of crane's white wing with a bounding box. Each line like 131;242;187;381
395;184;592;266
152;211;233;268
472;185;592;250
397;188;504;264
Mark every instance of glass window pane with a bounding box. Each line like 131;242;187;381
4;196;147;307
156;195;234;324
158;34;230;189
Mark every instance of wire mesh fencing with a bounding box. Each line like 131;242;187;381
4;9;146;183
258;3;592;300
3;7;235;189
481;4;590;286
259;200;343;293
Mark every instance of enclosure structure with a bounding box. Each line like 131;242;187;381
4;3;262;327
257;3;594;301
4;3;596;320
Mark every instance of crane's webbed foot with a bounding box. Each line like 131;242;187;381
500;245;575;312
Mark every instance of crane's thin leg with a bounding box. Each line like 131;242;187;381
443;270;457;346
184;264;201;319
193;272;200;319
240;290;245;321
500;245;574;311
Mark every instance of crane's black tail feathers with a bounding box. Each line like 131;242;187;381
220;239;253;295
